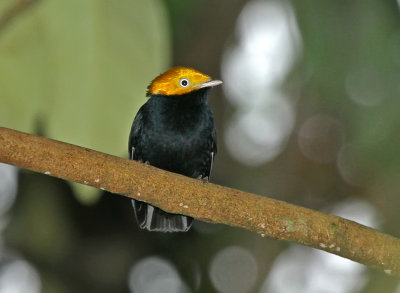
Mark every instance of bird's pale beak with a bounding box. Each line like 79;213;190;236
199;79;223;89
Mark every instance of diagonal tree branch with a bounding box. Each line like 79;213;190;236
0;126;399;277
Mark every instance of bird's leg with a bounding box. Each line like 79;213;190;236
197;175;209;184
130;147;135;160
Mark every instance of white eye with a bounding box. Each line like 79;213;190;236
179;78;189;87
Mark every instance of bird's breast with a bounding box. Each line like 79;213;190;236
140;104;213;176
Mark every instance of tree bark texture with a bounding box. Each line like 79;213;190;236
0;127;399;277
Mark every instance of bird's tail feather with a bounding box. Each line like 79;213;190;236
132;200;193;232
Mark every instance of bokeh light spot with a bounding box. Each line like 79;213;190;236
345;66;387;107
337;144;369;186
0;163;18;216
225;98;294;165
209;246;257;293
329;199;380;229
261;199;377;293
298;115;344;164
128;256;189;293
222;0;301;165
0;259;41;293
260;245;367;293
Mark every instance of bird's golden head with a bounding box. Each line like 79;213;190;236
147;66;222;96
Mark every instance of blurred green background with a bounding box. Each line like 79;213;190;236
0;0;400;292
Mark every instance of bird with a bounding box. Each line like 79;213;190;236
128;66;222;232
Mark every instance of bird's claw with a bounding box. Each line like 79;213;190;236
197;175;209;184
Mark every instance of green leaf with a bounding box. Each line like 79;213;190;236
0;0;171;202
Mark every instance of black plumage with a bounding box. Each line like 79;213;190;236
129;87;217;232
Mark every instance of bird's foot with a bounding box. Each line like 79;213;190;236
197;175;209;184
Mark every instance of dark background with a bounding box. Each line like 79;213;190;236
0;0;400;292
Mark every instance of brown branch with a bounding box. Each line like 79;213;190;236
0;0;38;33
0;127;399;277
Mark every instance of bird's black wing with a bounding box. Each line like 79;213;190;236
128;105;192;232
128;107;150;229
129;108;144;161
206;127;217;180
195;125;217;181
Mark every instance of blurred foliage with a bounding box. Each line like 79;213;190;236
294;0;400;171
163;0;197;35
0;0;170;202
